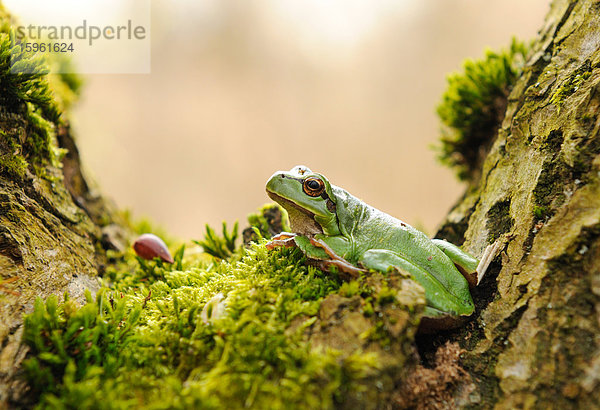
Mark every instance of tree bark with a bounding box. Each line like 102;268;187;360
0;128;127;406
0;10;127;403
430;0;600;408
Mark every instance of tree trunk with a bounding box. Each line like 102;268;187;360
0;6;127;404
429;0;600;408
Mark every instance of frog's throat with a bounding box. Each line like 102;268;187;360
267;191;324;236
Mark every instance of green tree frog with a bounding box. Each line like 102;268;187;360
265;166;497;328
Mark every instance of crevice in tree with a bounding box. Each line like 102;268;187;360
532;159;572;221
435;208;473;246
0;225;23;266
492;303;528;347
486;199;514;243
522;220;540;256
415;256;502;368
20;179;78;226
550;0;579;51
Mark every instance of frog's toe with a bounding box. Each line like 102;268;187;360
309;237;345;262
266;236;297;250
270;232;297;241
316;259;365;280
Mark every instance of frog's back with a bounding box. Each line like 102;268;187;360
333;186;470;296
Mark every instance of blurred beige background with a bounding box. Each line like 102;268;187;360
64;1;546;238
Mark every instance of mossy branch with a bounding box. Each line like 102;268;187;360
436;38;529;181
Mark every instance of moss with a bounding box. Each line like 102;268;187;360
540;129;564;153
549;59;592;112
0;33;58;120
436;38;529;181
375;285;397;306
365;320;392;348
23;219;423;408
22;290;141;399
0;128;28;178
51;54;84;98
532;159;572;219
533;205;550;220
193;221;239;259
338;280;362;298
462;348;501;409
243;203;290;244
0;6;83;181
486;199;514;243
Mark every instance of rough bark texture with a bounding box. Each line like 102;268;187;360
0;128;127;406
431;0;600;408
0;41;127;410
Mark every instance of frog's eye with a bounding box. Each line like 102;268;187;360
303;177;325;197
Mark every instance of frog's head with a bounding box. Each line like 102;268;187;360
266;166;340;236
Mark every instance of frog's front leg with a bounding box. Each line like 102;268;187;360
432;239;501;286
309;238;366;279
266;232;297;250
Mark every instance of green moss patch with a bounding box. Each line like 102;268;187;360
532;159;572;220
243;204;290;245
22;213;424;408
486;199;514;243
436;39;529;181
0;6;82;181
549;59;592;112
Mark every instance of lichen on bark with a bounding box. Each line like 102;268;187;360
432;0;600;408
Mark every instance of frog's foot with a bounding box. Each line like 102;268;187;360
315;259;365;279
266;232;297;250
309;238;366;279
476;241;502;285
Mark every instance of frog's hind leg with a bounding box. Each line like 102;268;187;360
266;232;297;250
431;239;479;287
432;239;501;286
361;249;474;316
309;238;366;279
